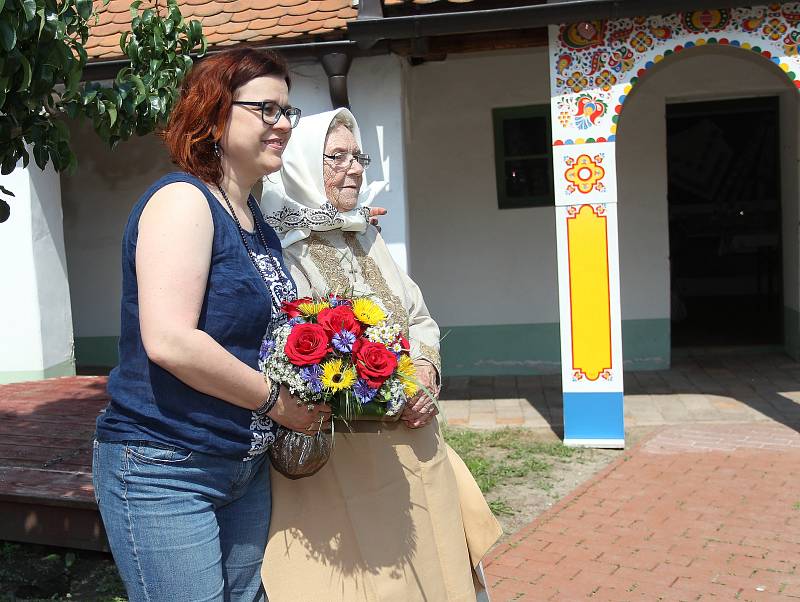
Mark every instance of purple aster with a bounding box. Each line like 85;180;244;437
288;316;306;326
331;329;357;354
259;338;276;362
300;365;323;394
353;379;378;405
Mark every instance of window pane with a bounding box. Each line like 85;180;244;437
503;117;548;156
505;158;550;199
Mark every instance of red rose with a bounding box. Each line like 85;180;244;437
281;297;312;319
284;323;330;365
352;338;398;388
317;306;363;337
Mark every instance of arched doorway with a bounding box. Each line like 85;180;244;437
548;7;800;446
615;45;798;353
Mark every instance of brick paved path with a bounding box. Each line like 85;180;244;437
484;422;800;601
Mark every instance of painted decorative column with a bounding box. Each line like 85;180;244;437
548;5;800;447
0;161;75;384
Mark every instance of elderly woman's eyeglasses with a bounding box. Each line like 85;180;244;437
323;151;371;170
231;101;301;128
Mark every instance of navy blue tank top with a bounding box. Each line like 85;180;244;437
96;172;296;460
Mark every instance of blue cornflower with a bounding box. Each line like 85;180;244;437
331;329;357;354
353;379;378;405
300;365;323;394
329;296;351;307
259;338;276;362
288;316;306;326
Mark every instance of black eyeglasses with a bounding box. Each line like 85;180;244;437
231;101;301;128
323;151;371;170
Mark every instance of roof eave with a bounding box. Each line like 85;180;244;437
348;0;785;49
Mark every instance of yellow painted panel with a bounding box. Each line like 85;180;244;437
567;205;612;381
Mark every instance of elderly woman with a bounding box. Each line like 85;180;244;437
260;109;501;601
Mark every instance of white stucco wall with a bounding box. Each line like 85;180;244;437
405;45;800;330
405;48;559;327
0;161;74;379
62;54;408;346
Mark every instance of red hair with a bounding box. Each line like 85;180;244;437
163;48;291;184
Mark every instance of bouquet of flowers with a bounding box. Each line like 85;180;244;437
261;294;419;424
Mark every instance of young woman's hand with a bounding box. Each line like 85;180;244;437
268;385;332;433
369;207;387;231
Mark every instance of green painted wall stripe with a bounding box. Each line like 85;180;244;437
75;336;119;368
0;358;76;385
620;318;671;372
440;318;671;376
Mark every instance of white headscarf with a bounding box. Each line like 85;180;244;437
260;108;387;248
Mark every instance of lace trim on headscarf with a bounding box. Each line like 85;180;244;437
265;202;371;234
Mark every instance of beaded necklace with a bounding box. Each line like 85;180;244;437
217;184;291;314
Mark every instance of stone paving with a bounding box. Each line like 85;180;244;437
439;351;800;432
455;351;800;601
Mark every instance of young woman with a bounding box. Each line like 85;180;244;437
91;48;331;601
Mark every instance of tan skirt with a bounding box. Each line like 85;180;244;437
262;421;502;602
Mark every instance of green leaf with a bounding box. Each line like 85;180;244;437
0;20;17;52
129;0;141;18
36;6;46;37
107;104;117;126
130;74;146;102
32;142;48;171
18;55;32;92
189;19;202;44
75;0;91;20
21;0;37;21
126;36;139;61
0;0;6;14
0;184;15;197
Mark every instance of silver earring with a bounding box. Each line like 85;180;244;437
214;142;221;157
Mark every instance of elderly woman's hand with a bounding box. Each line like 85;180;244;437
401;361;439;429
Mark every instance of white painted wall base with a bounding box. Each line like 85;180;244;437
0;161;75;383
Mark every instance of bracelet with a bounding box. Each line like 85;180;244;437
255;377;281;415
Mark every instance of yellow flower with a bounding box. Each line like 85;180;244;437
397;355;419;397
321;359;357;392
352;298;386;326
297;301;331;317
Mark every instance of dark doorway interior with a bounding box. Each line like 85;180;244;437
667;97;782;347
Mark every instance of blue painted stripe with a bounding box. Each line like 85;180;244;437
563;391;625;441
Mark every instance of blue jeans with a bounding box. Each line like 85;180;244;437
92;440;270;602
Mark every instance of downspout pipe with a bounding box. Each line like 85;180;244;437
347;0;793;49
321;52;352;109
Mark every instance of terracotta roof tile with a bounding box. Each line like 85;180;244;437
287;2;318;16
86;0;356;61
199;12;233;26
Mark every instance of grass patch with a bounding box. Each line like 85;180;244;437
0;541;126;601
443;427;587;514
